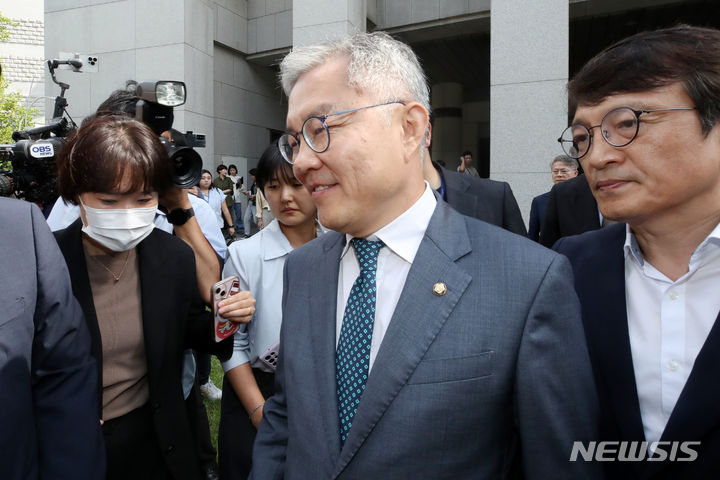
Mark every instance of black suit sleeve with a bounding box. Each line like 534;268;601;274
539;187;561;248
30;204;106;479
501;182;528;236
528;197;540;242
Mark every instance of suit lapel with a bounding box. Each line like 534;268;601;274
136;230;169;385
578;225;646;443
308;233;345;467
332;201;472;477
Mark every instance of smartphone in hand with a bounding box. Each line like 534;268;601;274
212;276;241;342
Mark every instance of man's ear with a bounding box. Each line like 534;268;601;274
401;103;429;162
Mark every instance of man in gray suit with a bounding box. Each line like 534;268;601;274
251;32;600;479
0;197;105;479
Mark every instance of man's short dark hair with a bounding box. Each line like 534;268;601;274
216;164;227;174
96;89;138;117
568;24;720;136
461;150;472;157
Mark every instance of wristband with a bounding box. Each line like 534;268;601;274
249;402;265;419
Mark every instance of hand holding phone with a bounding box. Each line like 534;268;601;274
212;276;242;342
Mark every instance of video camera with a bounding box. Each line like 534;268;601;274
0;60;205;203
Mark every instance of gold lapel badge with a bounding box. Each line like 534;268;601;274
433;282;447;296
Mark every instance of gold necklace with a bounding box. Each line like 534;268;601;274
90;250;131;282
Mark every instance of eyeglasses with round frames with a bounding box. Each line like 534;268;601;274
278;100;406;164
557;106;697;159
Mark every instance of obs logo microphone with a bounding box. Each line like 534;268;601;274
30;143;55;159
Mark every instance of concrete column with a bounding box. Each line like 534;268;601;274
490;0;568;226
292;0;366;47
431;82;463;168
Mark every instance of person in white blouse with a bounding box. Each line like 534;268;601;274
193;169;235;238
214;143;320;480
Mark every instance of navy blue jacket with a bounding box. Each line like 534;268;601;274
556;224;720;479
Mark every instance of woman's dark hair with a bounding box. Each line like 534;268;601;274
568;24;720;135
197;169;213;187
228;164;238;174
255;142;297;194
57;115;173;204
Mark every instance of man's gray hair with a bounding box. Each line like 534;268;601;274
279;32;431;114
550;155;579;170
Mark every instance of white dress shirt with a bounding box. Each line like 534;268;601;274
336;183;437;371
625;222;720;444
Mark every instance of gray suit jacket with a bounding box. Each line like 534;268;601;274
251;200;600;480
0;198;105;479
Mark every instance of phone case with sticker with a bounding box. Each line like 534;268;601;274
212;276;241;342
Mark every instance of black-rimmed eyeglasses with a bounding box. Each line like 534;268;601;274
557;106;697;159
278;100;406;164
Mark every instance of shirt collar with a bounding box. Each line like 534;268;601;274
262;219;293;261
342;182;437;264
624;221;720;268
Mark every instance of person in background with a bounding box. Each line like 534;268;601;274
528;155;579;242
457;150;479;176
216;142;320;479
213;164;236;239
255;187;274;230
52;115;246;480
0;197;105;480
195;169;236;241
242;169;258;237
422;124;527;235
227;164;245;236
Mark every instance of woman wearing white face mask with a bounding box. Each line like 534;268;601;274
53;115;233;480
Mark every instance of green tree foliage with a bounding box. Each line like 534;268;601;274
0;12;39;170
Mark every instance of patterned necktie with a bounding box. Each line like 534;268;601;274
336;238;384;446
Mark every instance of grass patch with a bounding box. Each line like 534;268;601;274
202;356;225;451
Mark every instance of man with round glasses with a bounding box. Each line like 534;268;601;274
554;25;720;478
251;31;599;479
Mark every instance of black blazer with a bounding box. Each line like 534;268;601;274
439;165;527;236
555;224;720;479
55;220;231;480
540;174;599;248
528;191;550;242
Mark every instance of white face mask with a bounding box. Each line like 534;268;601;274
81;202;157;252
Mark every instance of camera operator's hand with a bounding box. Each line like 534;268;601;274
159;187;221;306
217;290;256;324
160;186;192;211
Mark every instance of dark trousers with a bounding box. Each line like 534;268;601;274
186;383;218;470
195;352;212;386
103;403;172;480
218;369;275;480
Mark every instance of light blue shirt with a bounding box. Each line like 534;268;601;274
196;186;226;230
221;219;293;373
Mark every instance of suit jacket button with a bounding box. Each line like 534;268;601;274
165;445;174;455
152;402;161;412
433;282;447;296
